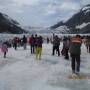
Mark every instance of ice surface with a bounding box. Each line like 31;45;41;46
0;43;90;90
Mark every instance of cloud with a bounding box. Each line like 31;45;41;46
13;0;40;6
0;0;90;27
11;9;24;13
0;5;4;10
43;1;80;17
80;0;90;6
60;2;80;11
44;4;58;15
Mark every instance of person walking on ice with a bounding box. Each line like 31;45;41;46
69;35;82;75
29;34;35;54
52;35;60;56
22;35;27;50
85;36;90;53
36;36;43;60
1;42;8;58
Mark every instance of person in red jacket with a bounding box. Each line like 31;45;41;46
29;34;35;54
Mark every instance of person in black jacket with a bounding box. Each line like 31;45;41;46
61;37;70;59
22;35;27;50
52;35;60;56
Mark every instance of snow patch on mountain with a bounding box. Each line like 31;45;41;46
54;26;70;33
82;6;90;11
76;22;90;29
84;9;90;14
82;5;90;14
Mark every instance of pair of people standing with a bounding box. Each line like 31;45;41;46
29;34;38;54
29;35;43;60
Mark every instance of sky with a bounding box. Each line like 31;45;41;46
0;0;90;27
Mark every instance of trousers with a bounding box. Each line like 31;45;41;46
36;47;42;60
71;53;80;72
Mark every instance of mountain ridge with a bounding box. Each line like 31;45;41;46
50;4;90;34
0;12;27;34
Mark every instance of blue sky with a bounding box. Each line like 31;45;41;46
0;0;90;27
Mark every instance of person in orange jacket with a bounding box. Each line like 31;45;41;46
69;35;82;75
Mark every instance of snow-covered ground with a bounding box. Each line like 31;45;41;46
0;43;90;90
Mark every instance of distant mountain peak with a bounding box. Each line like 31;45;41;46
2;13;19;25
81;4;90;12
0;12;27;34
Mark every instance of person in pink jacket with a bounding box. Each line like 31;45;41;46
1;42;8;58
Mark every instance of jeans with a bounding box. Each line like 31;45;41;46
71;54;80;73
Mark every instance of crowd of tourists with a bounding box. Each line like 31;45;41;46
0;34;90;75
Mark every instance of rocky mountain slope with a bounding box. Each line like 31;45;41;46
0;12;27;34
50;4;90;34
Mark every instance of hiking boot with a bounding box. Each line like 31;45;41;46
72;70;75;74
75;71;80;75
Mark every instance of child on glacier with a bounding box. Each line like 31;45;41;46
1;42;8;58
